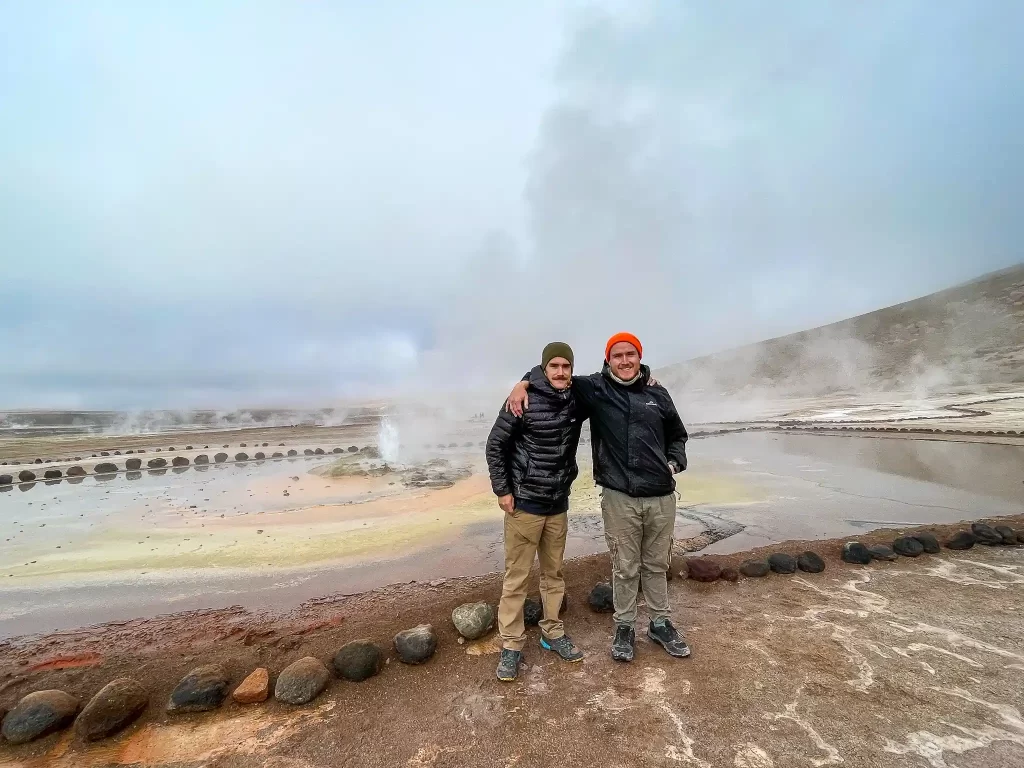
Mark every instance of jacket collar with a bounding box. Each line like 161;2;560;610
602;362;650;389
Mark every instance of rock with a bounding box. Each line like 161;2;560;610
288;450;298;457
893;536;925;557
43;469;62;479
332;640;384;682
451;602;496;640
0;474;12;486
523;597;543;627
314;448;325;455
235;453;249;462
687;558;722;582
194;454;209;464
797;551;826;573
995;525;1018;545
768;553;797;574
1;690;79;744
171;456;190;467
75;678;148;741
333;447;343;454
911;532;941;554
167;664;230;713
254;452;266;460
720;566;740;582
147;458;167;469
348;446;359;453
1018;531;1024;545
94;462;119;474
394;624;438;664
868;544;897;561
588;583;615;612
272;452;283;458
214;453;228;463
18;470;37;482
303;449;314;456
841;542;872;565
739;559;770;577
945;531;976;550
971;523;1003;546
240;443;247;447
232;668;270;704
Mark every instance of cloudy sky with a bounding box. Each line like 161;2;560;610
2;1;1021;409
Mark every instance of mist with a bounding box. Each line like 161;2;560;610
2;1;1022;411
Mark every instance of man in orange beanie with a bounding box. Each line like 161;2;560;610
506;333;689;663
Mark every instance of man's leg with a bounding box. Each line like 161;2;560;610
497;510;544;653
536;512;568;640
641;493;690;658
601;488;644;625
639;493;676;623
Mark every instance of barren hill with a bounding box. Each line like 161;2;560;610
658;264;1024;396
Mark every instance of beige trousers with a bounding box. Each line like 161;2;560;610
601;487;676;626
497;509;568;651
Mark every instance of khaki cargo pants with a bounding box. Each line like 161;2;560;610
601;487;676;626
497;509;568;651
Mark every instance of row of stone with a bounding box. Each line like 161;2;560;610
0;446;374;486
840;524;1022;563
777;425;1020;436
0;601;506;746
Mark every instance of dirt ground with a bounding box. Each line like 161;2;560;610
1;516;1022;768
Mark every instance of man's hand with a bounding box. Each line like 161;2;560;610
505;381;530;417
668;460;681;474
498;494;515;515
649;376;661;387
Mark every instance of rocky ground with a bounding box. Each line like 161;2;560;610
0;516;1022;767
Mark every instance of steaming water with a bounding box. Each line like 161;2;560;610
378;416;400;464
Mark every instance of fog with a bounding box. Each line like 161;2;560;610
2;1;1022;410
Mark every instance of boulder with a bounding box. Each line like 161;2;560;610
262;442;269;447
167;664;230;713
66;466;87;477
74;678;148;741
945;531;976;550
171;456;190;467
348;446;359;453
18;470;37;482
720;566;740;582
451;602;496;640
739;559;770;578
287;450;298;457
841;542;872;565
214;453;228;463
1;690;80;744
1018;531;1024;545
911;532;941;554
332;640;384;682
893;537;924;557
146;458;167;469
394;624;438;664
0;474;12;486
797;551;826;573
971;523;1003;546
588;583;615;612
687;558;722;582
194;454;209;464
232;668;270;704
523;597;543;627
43;469;62;480
254;452;266;460
235;453;249;462
995;526;1018;545
94;462;119;474
240;443;247;447
868;544;897;562
333;448;343;454
314;448;325;455
768;553;797;574
272;452;284;458
303;449;314;456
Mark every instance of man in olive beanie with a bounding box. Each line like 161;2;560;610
486;341;586;681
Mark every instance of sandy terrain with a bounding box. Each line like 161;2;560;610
0;517;1021;767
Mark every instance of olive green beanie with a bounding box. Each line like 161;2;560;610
542;341;574;369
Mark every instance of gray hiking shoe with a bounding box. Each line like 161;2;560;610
540;634;584;662
611;624;635;662
496;649;523;681
647;618;691;658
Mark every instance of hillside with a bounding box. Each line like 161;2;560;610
658;264;1024;396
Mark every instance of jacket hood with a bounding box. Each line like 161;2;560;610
529;365;571;399
601;362;651;388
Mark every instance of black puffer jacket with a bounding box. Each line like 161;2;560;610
569;363;687;498
486;366;585;511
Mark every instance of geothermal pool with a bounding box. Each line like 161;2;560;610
1;432;1022;639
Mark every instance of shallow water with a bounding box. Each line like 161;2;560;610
1;433;1022;639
